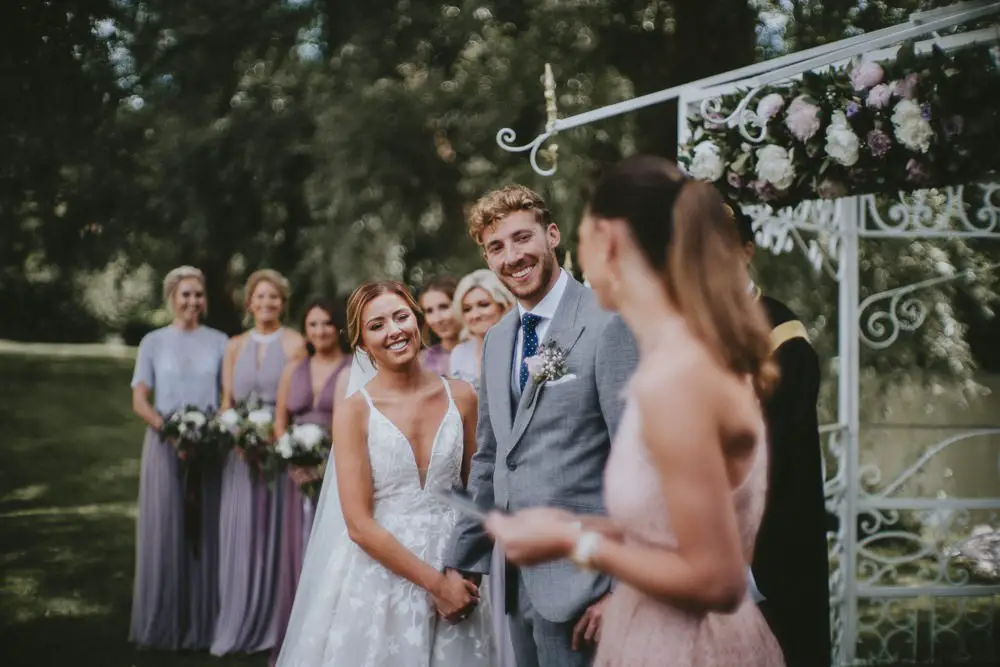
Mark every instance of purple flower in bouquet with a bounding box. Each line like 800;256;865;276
920;104;932;121
943;115;965;139
845;101;861;118
906;158;933;185
867;129;892;158
866;84;892;109
751;179;780;202
726;171;743;189
850;61;884;91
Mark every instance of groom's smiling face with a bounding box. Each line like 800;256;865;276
482;211;560;307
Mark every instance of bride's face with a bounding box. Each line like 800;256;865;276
359;293;422;369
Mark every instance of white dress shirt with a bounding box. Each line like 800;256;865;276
513;268;570;364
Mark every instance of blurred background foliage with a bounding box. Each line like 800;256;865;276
2;0;998;404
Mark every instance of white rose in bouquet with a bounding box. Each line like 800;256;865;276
293;423;326;452
276;432;295;459
217;408;242;433
247;409;273;426
688;141;725;182
183;410;208;427
755;144;796;190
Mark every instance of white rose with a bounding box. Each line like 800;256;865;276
293;423;325;451
247;409;273;426
218;408;241;431
891;99;933;153
276;433;295;459
689;141;725;182
755;145;796;190
755;93;785;121
183;410;207;427
824;111;860;166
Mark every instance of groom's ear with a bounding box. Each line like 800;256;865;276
545;222;561;250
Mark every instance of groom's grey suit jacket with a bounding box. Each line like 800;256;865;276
445;276;638;623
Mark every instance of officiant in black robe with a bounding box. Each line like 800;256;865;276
728;202;833;667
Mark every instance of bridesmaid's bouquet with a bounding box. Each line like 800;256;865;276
235;406;279;482
275;423;332;500
160;405;226;466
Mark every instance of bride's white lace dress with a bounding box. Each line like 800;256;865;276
277;378;493;667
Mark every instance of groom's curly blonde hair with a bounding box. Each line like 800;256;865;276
467;184;553;245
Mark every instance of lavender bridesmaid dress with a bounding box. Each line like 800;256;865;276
269;356;350;666
129;325;228;650
211;332;288;655
420;343;451;376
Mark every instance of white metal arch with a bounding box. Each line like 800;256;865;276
496;3;1000;664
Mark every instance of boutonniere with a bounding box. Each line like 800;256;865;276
524;343;570;384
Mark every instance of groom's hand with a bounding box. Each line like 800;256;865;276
445;567;482;587
572;592;611;650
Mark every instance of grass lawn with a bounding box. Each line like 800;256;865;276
0;351;264;667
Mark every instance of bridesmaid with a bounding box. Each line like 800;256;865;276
129;265;228;650
212;269;305;656
448;269;515;388
269;297;352;666
418;275;461;375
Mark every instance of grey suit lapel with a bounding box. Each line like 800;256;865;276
508;279;587;450
486;310;519;442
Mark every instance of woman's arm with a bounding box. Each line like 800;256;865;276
450;379;479;487
334;396;448;593
132;384;164;431
273;362;298;439
220;336;243;410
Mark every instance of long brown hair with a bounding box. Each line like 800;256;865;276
346;280;426;360
587;156;777;396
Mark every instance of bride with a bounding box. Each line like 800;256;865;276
277;280;493;667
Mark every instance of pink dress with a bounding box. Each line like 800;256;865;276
597;394;784;667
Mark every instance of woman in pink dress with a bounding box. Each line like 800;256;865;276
486;156;785;667
417;275;461;375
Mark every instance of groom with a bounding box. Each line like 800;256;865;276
445;185;638;667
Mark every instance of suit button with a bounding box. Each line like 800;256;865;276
507;460;517;471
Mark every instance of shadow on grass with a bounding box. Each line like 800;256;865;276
0;355;263;666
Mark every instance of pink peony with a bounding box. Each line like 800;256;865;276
784;96;822;142
866;84;892;109
756;93;785;121
850;62;885;91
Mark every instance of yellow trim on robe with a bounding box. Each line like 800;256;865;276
770;320;809;354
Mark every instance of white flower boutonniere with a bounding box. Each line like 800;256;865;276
524;343;570;384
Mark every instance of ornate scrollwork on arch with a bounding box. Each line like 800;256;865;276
495;128;559;177
698;85;769;144
744;197;845;279
862;183;1000;237
858;271;978;350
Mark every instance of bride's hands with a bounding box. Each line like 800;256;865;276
430;569;479;623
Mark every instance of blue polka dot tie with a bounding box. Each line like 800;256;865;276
519;313;543;392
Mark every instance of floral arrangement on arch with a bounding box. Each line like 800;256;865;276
679;41;1000;207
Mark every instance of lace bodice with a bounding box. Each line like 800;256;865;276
359;378;463;524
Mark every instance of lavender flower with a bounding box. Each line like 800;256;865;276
920;104;932;121
867;129;892;158
906;158;933;185
727;171;743;189
845;101;861;118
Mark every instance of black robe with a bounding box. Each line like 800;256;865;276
752;295;833;667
